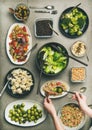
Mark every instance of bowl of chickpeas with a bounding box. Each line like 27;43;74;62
71;67;86;82
14;3;30;21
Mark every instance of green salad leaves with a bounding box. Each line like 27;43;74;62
38;46;68;74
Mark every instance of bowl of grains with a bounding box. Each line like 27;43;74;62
58;102;87;130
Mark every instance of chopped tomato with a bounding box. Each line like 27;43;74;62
22;26;27;32
56;82;62;86
17;33;24;38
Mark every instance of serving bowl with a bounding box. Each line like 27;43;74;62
36;42;69;76
58;102;87;130
14;3;30;21
5;67;34;98
59;7;89;38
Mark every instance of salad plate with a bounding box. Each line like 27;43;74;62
59;7;89;38
6;23;32;65
5;67;34;98
40;80;70;98
5;100;47;127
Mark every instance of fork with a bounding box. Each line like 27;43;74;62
35;10;58;14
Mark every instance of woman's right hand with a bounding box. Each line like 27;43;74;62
72;92;88;112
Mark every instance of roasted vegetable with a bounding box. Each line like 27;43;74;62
8;103;42;124
60;8;87;36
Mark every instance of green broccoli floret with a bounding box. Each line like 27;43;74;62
78;17;86;28
61;18;71;30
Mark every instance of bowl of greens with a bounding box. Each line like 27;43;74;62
36;42;69;76
59;7;89;38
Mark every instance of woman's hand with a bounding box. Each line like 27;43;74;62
43;97;64;130
72;92;92;118
43;97;56;118
72;92;88;112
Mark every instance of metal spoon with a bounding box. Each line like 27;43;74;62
50;44;88;66
29;5;54;10
63;87;87;94
84;45;89;62
68;3;81;14
37;51;45;94
48;23;59;36
0;75;12;97
80;87;87;93
24;43;38;56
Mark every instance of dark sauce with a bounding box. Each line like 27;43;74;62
36;20;53;36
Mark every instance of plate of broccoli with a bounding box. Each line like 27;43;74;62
36;42;69;76
59;7;89;38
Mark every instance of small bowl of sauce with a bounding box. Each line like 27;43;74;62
71;41;86;57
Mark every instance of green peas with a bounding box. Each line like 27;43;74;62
8;103;43;124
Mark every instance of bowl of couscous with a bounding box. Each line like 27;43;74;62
58;102;87;130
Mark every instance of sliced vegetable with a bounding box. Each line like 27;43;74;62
9;25;30;62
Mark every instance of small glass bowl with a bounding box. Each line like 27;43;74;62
71;67;86;83
14;3;30;22
71;41;86;57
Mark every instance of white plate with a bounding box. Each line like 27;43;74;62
6;23;32;65
40;80;70;98
5;100;47;127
